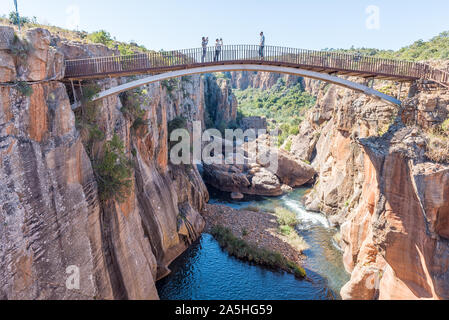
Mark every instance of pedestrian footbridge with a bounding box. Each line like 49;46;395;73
64;45;449;107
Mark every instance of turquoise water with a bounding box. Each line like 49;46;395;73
157;188;349;300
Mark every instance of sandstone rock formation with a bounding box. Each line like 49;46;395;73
341;124;449;300
230;71;301;91
204;74;238;127
241;116;267;132
290;75;449;299
0;27;212;300
203;135;316;197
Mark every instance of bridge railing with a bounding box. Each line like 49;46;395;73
64;45;447;86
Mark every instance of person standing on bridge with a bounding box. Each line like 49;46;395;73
202;37;209;63
259;32;265;60
214;39;221;62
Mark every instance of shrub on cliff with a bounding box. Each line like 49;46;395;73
442;118;449;133
94;134;133;202
168;116;187;134
120;89;149;133
75;83;103;156
13;81;33;97
9;34;31;64
425;131;449;164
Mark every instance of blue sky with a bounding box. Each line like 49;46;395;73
1;0;448;51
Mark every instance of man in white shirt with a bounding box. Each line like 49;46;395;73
259;32;265;60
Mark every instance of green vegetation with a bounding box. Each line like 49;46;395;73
75;84;104;156
8;11;36;26
324;31;449;61
279;225;294;236
94;134;133;202
425;122;449;164
275;207;309;252
284;138;292;152
442;118;449;132
275;207;298;228
168;116;187;134
13;81;33;97
161;79;179;95
87;30;113;46
234;79;316;146
210;225;306;278
9;34;31;63
2;14;148;56
74;83;133;203
120;89;149;133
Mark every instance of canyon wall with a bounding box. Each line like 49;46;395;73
231;68;449;299
230;71;301;91
204;74;238;127
0;26;236;300
290;76;449;299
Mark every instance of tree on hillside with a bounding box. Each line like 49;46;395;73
8;11;30;26
87;30;114;46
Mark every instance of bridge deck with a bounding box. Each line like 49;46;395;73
64;45;449;87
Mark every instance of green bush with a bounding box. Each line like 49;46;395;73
279;225;293;236
87;30;113;46
8;11;30;26
210;225;306;278
168;116;187;135
120;89;149;132
275;208;298;227
94;134;133;202
14;81;33;97
442;118;449;133
161;79;179;95
284;139;292;152
9;35;31;63
81;83;101;104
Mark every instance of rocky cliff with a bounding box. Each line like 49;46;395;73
204;74;238;128
288;74;449;299
230;71;301;91
0;26;232;300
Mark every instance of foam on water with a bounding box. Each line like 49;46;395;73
282;197;331;228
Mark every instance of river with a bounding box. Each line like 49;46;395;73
157;188;350;300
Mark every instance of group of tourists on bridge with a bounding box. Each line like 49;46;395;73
201;32;265;63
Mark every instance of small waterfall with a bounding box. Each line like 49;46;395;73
282;197;330;228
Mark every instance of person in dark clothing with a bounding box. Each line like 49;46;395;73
202;37;208;62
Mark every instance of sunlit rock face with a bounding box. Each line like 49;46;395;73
202;135;316;197
0;27;215;300
290;74;449;299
